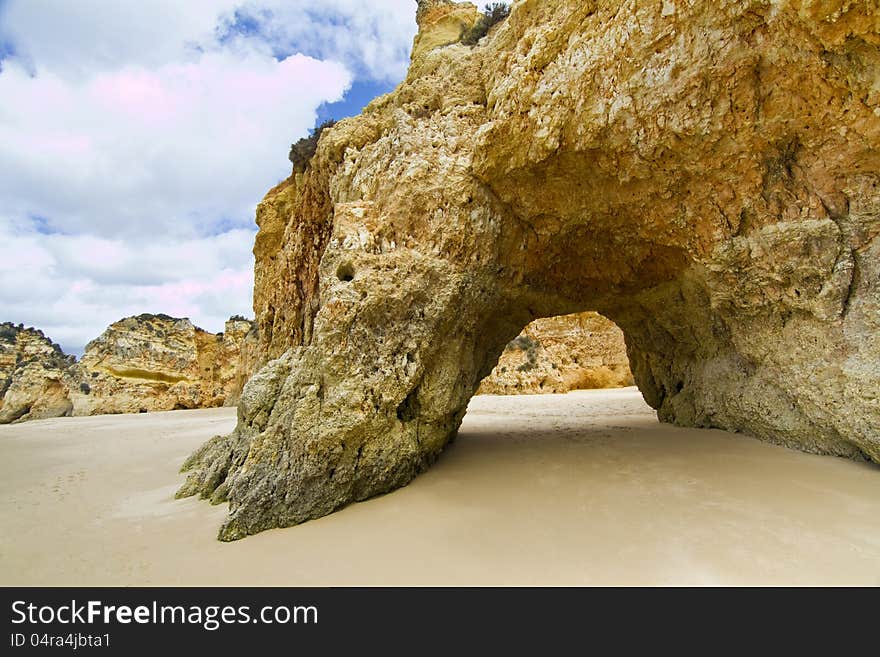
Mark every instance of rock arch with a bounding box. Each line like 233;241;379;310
179;0;880;540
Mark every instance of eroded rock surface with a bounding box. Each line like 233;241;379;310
0;323;74;423
478;312;633;394
69;314;256;415
181;0;880;540
0;315;256;423
218;318;262;407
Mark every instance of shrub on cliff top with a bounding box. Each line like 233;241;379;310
460;2;510;46
289;119;336;173
0;324;17;342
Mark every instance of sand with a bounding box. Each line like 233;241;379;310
1;387;879;586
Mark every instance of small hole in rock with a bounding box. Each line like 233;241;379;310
337;262;355;282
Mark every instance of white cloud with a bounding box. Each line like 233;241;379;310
0;222;256;354
225;0;419;82
0;0;242;76
0;0;421;82
0;51;351;238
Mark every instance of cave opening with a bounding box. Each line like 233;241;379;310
477;312;634;396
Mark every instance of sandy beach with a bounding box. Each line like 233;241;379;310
1;387;879;586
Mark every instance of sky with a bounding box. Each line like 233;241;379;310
0;0;424;356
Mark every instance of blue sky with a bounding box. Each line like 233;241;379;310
0;0;419;355
318;79;396;125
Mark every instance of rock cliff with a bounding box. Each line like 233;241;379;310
0;315;256;423
0;323;74;423
217;318;261;407
478;312;633;394
68;314;257;415
179;0;880;540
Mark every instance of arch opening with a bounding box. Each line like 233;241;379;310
477;312;634;396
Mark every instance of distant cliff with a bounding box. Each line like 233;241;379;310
67;314;259;416
479;312;633;394
0;323;75;423
0;315;258;424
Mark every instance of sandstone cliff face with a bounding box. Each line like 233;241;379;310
478;312;633;394
412;0;480;61
0;323;74;423
68;314;256;415
0;315;256;424
181;0;880;540
251;176;327;362
218;318;261;406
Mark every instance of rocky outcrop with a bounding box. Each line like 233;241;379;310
479;312;633;394
412;0;480;61
0;323;75;423
180;0;880;540
250;176;324;363
218;317;262;406
68;314;256;415
0;315;256;423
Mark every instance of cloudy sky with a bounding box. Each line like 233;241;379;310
0;0;426;355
